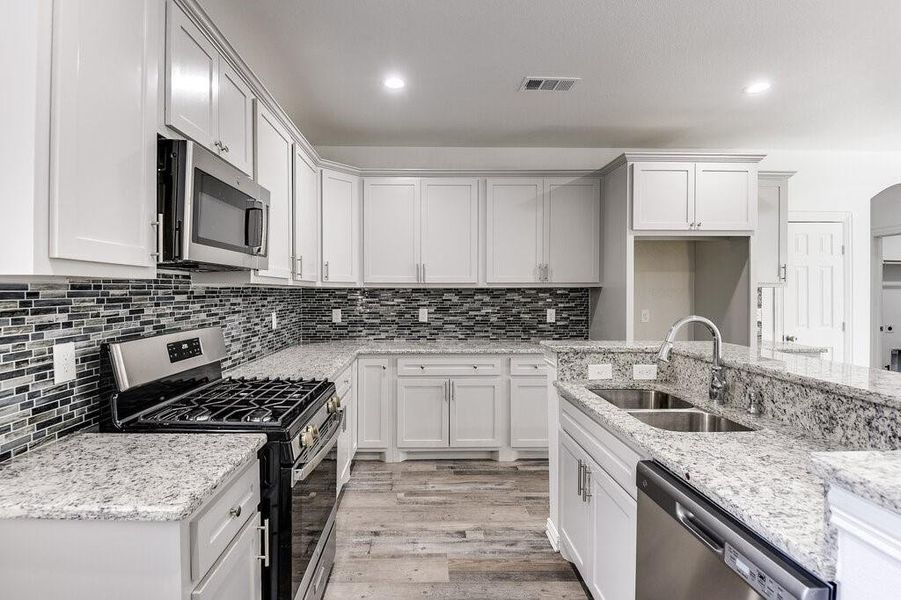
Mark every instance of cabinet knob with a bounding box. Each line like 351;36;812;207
229;506;242;519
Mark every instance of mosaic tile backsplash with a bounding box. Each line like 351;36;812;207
0;276;588;461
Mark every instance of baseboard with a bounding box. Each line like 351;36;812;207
546;517;561;552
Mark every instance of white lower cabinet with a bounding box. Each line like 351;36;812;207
191;514;262;600
559;400;639;600
357;358;391;449
336;362;357;490
450;378;503;447
397;378;450;448
510;376;549;447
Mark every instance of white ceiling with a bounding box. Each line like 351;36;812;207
199;0;901;150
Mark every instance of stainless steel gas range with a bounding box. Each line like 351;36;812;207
100;326;342;600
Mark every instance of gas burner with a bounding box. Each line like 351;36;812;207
185;407;212;421
243;408;273;423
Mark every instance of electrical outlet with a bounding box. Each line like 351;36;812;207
418;308;428;323
632;364;658;380
332;308;342;323
640;309;650;323
546;308;556;323
271;311;277;330
53;342;76;386
588;364;613;380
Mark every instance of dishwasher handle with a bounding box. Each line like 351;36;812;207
676;502;724;555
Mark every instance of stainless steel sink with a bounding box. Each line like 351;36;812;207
590;389;694;410
627;410;754;432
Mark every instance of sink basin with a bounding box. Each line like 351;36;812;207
627;410;754;433
590;389;694;410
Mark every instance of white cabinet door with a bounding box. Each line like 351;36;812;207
49;0;157;268
486;178;544;283
293;148;319;283
756;175;789;284
545;178;600;283
321;169;360;284
695;162;757;231
165;0;217;149
253;104;293;281
559;433;592;574
588;462;637;600
421;178;479;284
216;60;254;175
509;376;548;448
449;378;503;448
191;514;262;600
632;162;694;231
363;178;420;284
396;378;449;448
357;358;390;449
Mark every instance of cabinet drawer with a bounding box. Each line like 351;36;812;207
335;362;354;396
191;512;262;600
560;400;643;499
510;356;547;375
397;356;502;377
191;459;260;581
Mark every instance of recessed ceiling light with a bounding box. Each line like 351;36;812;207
744;80;772;95
383;76;405;90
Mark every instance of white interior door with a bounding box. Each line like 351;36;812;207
421;178;479;284
785;221;846;361
363;178;420;284
396;378;449;448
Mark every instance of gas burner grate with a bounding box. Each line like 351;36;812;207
139;377;330;426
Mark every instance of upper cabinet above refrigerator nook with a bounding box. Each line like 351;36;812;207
626;154;763;232
165;0;254;175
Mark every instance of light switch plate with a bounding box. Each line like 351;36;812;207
546;309;556;323
588;364;613;380
332;308;342;323
53;342;76;386
418;308;428;323
640;309;650;323
632;364;658;380
271;311;277;330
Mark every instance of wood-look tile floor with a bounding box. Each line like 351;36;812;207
324;460;590;600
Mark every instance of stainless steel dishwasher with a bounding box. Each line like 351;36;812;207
636;461;834;600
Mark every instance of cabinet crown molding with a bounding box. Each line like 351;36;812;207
598;152;767;177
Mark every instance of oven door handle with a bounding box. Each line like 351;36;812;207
291;430;339;487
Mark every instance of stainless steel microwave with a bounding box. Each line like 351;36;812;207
156;138;270;271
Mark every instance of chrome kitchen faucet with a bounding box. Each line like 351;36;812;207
657;315;728;405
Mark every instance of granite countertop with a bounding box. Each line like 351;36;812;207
811;450;901;514
555;379;839;579
0;433;266;521
542;339;901;411
227;339;545;381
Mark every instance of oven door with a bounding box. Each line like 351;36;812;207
286;420;339;600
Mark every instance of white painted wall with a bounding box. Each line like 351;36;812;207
633;240;694;341
320;146;901;365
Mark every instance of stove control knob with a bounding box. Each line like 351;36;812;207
327;395;342;413
301;425;319;448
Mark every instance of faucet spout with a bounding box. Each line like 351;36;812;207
657;315;727;404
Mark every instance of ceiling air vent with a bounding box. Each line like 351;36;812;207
520;76;580;92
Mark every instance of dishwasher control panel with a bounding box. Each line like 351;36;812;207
725;543;797;600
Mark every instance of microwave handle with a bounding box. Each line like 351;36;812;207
245;206;264;252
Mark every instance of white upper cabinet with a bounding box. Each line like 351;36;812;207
756;173;791;284
253;104;293;282
363;178;421;284
421;178;479;284
631;159;758;232
165;1;254;175
486;178;545;283
321;169;361;284
632;162;695;231
216;60;254;175
293;147;319;283
545;178;600;283
695;162;757;230
49;0;158;269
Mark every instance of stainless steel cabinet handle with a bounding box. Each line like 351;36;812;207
213;140;222;150
257;518;270;567
583;468;592;502
416;263;421;282
779;264;787;281
297;256;303;278
450;381;455;402
444;381;448;403
323;261;329;281
696;222;702;229
422;263;426;283
222;144;230;153
577;459;584;496
151;212;163;260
